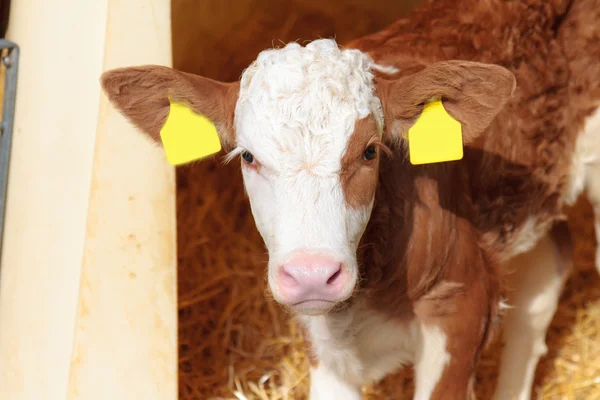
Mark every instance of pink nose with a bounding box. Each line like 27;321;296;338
277;252;349;305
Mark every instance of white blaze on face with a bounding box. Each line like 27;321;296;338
232;39;384;305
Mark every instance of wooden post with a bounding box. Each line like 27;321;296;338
0;1;177;399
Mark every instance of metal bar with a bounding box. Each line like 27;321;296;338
0;39;19;263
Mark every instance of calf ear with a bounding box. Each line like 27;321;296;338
100;66;240;150
375;60;516;144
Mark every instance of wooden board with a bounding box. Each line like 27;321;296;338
0;1;177;399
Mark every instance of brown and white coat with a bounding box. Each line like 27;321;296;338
101;0;600;398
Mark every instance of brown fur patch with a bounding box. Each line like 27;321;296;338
348;0;595;258
340;116;386;209
346;0;599;395
412;280;466;318
100;66;240;150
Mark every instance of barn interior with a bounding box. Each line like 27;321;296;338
171;1;600;398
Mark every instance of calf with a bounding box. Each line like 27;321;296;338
100;0;600;398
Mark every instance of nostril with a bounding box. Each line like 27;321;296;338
326;265;342;285
280;267;299;287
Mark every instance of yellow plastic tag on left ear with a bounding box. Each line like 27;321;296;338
159;98;221;166
407;99;463;165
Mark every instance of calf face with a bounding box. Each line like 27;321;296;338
232;41;386;315
101;39;515;316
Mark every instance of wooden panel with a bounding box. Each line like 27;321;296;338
0;0;109;397
0;1;177;399
66;1;177;399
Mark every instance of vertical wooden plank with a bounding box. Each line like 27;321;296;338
66;1;177;399
0;0;177;399
0;0;109;398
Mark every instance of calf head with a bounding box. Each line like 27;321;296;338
101;39;515;316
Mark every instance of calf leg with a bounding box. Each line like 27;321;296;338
309;364;362;400
492;223;573;400
413;276;498;399
413;324;454;400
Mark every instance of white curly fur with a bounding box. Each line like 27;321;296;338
230;40;383;309
234;39;383;173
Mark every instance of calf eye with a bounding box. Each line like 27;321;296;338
241;150;254;164
363;145;377;161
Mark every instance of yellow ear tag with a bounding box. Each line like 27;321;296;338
159;98;221;166
406;99;463;165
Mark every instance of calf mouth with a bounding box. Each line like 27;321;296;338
290;299;337;316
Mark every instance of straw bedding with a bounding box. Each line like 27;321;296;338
172;1;600;399
177;158;600;400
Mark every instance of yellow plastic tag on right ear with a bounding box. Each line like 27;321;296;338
407;99;463;165
159;98;221;166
